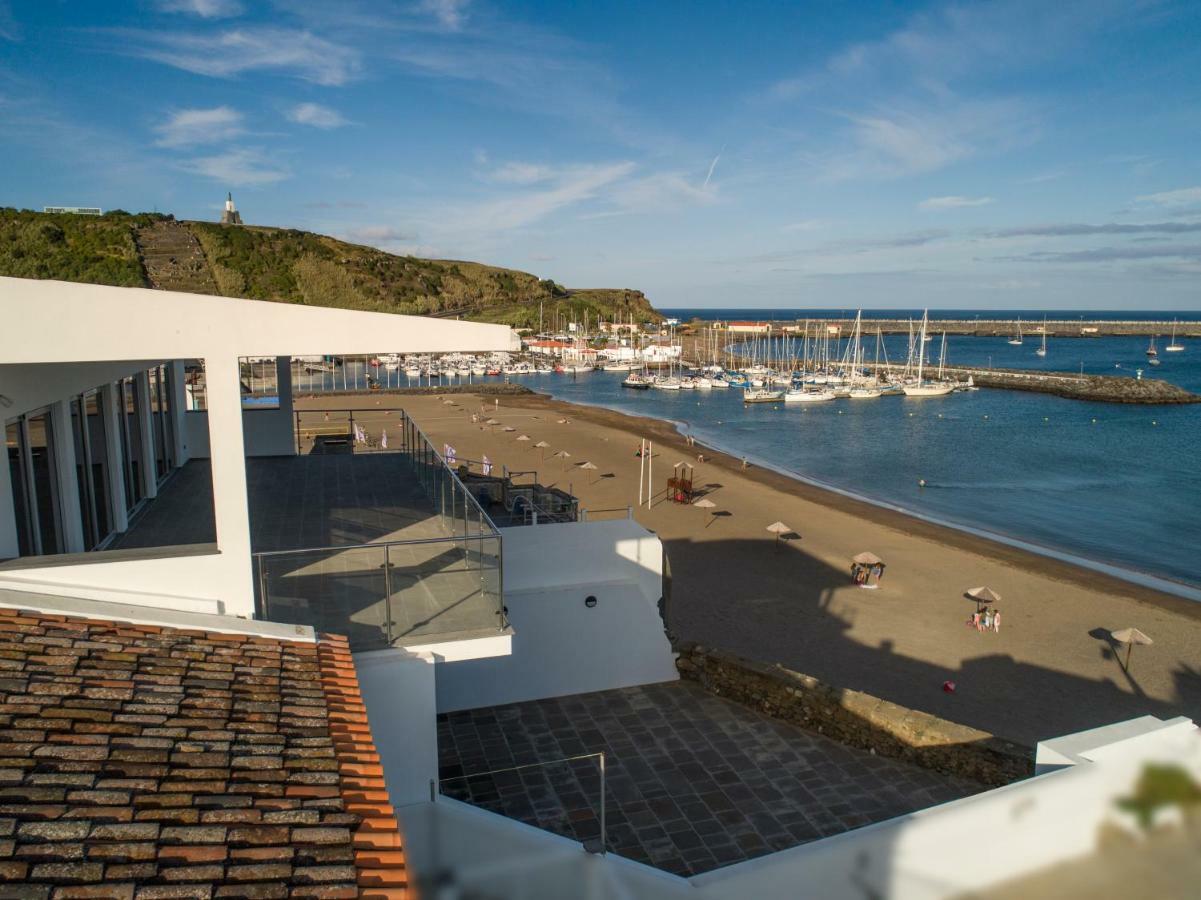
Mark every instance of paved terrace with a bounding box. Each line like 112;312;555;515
438;681;981;877
112;455;503;648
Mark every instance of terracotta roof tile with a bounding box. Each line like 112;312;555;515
0;608;414;899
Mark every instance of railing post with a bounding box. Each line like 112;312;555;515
383;543;394;646
598;752;607;856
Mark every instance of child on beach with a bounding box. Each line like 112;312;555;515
993;610;1001;633
982;609;993;631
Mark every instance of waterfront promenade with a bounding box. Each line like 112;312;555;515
298;392;1201;746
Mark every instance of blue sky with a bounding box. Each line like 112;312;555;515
2;0;1200;309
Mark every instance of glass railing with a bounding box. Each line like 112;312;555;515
257;408;504;650
437;752;608;856
256;532;504;651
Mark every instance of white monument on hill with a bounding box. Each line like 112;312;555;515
220;192;243;225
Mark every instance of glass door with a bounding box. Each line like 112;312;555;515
5;420;34;557
25;409;62;556
118;377;145;512
71;390;114;550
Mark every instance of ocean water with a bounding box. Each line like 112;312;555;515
662;307;1201;324
497;334;1201;593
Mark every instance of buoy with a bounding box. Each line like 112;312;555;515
1152;420;1158;426
1091;418;1097;424
938;413;943;418
918;479;927;488
1043;417;1049;422
909;412;914;417
838;410;843;414
983;415;988;419
942;680;957;694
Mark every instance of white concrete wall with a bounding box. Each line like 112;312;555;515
435;519;678;713
356;649;440;809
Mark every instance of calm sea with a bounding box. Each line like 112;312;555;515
500;332;1201;595
662;307;1201;323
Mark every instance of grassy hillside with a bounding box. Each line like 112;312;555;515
0;208;158;286
0;208;661;328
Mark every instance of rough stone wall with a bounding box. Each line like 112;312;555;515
676;642;1033;786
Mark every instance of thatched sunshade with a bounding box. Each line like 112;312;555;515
853;552;883;566
966;586;1001;609
766;521;793;550
1111;627;1153;671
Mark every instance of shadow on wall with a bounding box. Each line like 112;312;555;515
660;534;1201;748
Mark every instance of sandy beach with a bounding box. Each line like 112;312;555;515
298;390;1201;746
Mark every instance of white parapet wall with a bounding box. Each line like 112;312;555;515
435;518;679;713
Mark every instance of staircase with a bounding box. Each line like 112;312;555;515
135;220;218;294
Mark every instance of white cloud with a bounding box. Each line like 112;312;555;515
462;162;636;231
609;171;716;214
782;220;825;233
487;162;557;185
154;106;243;148
287;102;348;129
919;195;995;210
155;0;243;18
181;147;288;186
124;27;360;86
419;0;470;31
1135;186;1201;207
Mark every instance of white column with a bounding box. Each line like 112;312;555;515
275;357;296;456
50;399;85;554
101;382;129;534
204;354;255;615
169;360;188;466
136;370;157;500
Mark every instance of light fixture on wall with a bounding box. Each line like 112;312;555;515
584;596;598;608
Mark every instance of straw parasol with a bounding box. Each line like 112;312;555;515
765;521;792;550
1111;627;1153;671
965;586;1001;611
554;449;572;470
853;551;883;566
579;460;599;483
535;440;550;459
503;426;516;433
693;496;717;527
516;434;530;442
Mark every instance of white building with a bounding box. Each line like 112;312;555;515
1;275;1195;899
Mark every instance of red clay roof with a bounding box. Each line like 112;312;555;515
0;606;412;899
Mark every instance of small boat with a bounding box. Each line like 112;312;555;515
622;373;651;390
848;387;882;399
1146;335;1158;358
603;362;633;372
1035;326;1047;358
784;388;836;402
744;388;784;403
1165;320;1185;352
1008;318;1023;346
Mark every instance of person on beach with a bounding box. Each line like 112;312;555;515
993;610;1001;633
972;611;981;631
741;457;749;469
983;609;993;631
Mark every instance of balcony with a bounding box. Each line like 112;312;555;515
115;409;510;651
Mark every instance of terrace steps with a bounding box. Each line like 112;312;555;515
135;220;219;294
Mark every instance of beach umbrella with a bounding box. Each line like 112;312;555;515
1111;627;1153;671
557;418;572;424
516;434;530;443
765;521;792;550
853;552;883;566
579;460;599;483
535;440;550;460
693;497;718;528
503;426;516;432
554;449;572;470
965;586;1001;611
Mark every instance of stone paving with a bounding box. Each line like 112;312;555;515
437;680;982;877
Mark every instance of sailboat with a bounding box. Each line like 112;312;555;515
1165;321;1184;353
1146;334;1158;359
903;311;955;396
1035;322;1047;358
1008;317;1023;346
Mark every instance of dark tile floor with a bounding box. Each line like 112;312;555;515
437;681;981;877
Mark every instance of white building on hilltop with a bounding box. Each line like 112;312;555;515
0;275;1196;900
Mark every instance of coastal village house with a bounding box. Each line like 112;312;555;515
0;275;1196;899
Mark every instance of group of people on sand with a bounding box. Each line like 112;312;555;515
971;608;1001;633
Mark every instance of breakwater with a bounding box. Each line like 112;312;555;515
684;318;1200;337
879;365;1200;404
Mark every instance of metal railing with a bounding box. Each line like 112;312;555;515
436;752;607;856
257;408;504;650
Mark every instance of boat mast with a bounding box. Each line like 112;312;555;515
916;311;927;383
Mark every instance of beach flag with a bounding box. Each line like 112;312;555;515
482;455;492;476
447;445;457;465
381;430;388;449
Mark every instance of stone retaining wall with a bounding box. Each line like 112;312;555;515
676;642;1033;786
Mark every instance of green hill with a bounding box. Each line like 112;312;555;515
0;208;661;329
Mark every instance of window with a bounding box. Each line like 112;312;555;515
118;377;145;511
8;409;65;557
70;390;113;550
148;365;175;482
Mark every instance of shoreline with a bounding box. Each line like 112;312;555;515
510;389;1201;621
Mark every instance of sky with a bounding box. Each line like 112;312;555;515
2;0;1200;310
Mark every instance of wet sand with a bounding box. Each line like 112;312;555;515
298;390;1201;745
